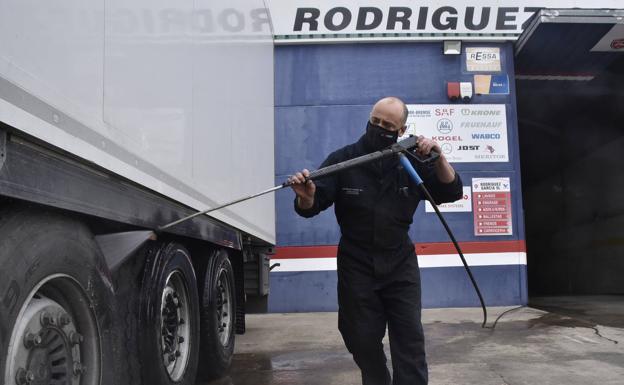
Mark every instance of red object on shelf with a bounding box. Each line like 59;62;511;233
447;82;460;101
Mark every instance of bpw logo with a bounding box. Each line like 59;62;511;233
471;133;501;140
437;119;453;134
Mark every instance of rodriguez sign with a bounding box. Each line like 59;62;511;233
267;0;623;42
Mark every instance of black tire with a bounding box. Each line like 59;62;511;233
0;206;120;385
137;242;200;385
196;249;237;380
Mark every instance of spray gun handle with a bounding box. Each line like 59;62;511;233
282;135;420;186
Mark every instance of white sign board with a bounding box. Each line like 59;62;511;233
426;186;472;212
267;1;624;42
472;177;513;236
403;104;509;163
466;47;501;72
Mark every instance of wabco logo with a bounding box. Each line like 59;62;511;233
611;39;624;50
437;119;453;134
471;133;501;140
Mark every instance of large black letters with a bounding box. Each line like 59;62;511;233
356;7;382;30
325;7;352;31
465;7;490;31
293;8;320;31
496;7;518;30
432;7;457;30
387;7;411;30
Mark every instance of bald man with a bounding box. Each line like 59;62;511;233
289;97;462;385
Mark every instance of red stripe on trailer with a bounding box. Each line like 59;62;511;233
273;240;526;259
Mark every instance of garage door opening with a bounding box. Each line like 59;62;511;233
514;9;624;325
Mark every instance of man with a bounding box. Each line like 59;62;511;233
288;97;462;385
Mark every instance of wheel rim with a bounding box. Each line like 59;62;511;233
160;271;191;381
5;275;101;385
216;267;233;346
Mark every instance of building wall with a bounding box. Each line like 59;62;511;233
270;42;527;312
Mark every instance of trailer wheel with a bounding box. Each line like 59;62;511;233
138;242;200;385
0;207;120;385
196;249;236;380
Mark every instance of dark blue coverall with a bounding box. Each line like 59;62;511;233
295;134;463;385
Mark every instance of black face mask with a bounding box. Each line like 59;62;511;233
364;121;399;151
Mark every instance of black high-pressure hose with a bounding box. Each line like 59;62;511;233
399;151;488;328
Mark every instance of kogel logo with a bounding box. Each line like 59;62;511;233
471;133;501;140
432;135;462;141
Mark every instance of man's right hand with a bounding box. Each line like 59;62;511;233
288;169;316;209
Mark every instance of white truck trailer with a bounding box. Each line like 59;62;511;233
0;1;275;384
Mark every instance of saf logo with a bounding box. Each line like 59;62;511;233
434;108;454;116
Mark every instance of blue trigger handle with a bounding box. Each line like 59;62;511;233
399;154;423;186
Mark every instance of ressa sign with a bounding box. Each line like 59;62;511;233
269;1;624;41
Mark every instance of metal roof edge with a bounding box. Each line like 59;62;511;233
515;8;624;56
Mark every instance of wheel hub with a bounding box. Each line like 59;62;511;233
160;271;191;381
216;269;233;346
9;297;82;385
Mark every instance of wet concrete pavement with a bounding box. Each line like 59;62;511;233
199;298;624;385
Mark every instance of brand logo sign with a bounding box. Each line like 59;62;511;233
410;110;431;118
471;133;501;139
437;119;453;134
403;104;509;163
466;47;501;71
458;145;480;151
432;135;462;141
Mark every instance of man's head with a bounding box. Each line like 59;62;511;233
369;97;408;137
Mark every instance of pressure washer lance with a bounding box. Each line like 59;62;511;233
97;135;487;327
158;135;420;231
